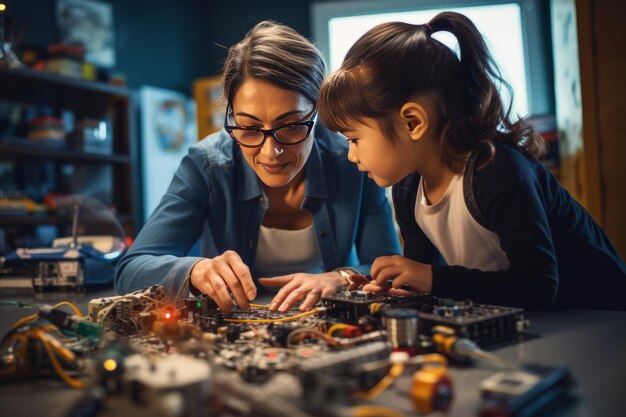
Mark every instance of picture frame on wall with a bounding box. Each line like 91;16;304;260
139;86;197;221
56;0;116;68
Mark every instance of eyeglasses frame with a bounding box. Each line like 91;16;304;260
224;105;317;148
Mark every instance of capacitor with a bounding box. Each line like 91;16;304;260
382;309;419;355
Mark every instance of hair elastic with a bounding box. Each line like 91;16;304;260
424;23;433;36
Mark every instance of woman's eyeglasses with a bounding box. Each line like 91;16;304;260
224;106;316;148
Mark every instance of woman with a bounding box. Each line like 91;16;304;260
115;21;401;313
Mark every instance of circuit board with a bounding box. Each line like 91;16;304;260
1;285;531;417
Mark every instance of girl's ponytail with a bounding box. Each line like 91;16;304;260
427;12;546;163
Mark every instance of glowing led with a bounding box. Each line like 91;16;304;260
0;4;7;12
196;301;202;308
103;359;117;371
165;312;172;319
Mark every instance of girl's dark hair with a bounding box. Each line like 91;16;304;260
319;12;545;171
222;21;325;106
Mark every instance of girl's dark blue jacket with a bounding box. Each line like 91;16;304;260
393;144;626;310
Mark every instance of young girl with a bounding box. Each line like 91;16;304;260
319;12;625;310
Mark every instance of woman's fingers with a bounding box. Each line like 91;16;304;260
223;251;257;301
202;275;233;312
268;276;299;311
190;252;257;312
215;261;250;310
298;288;322;312
276;287;308;313
258;275;293;288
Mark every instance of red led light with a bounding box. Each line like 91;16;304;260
165;312;172;319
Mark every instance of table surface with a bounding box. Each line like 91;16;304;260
1;288;625;417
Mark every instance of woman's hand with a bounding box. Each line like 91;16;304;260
190;250;257;312
259;271;350;313
363;255;433;294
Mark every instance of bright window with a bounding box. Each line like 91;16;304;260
317;2;530;117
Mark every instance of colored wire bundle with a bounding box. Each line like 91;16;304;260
1;324;85;388
223;307;323;323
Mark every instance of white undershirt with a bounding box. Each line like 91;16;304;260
415;174;509;271
252;224;325;278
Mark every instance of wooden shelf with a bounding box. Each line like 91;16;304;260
0;143;131;164
0;67;135;120
0;67;131;98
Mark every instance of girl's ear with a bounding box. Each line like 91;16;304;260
399;102;429;141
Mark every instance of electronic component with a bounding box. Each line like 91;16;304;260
418;299;529;346
321;292;434;323
184;295;218;319
0;248;85;291
101;354;212;417
297;341;392;409
37;304;103;341
411;359;453;415
88;285;167;335
479;364;574;417
382;309;420;355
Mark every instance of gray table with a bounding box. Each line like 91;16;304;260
1;289;625;417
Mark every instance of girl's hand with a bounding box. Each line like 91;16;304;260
363;255;433;294
259;271;350;313
190;250;257;312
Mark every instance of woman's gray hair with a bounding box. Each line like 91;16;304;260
222;21;326;106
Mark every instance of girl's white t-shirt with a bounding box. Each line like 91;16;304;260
415;174;509;271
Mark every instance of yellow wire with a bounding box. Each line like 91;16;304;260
357;362;405;400
249;303;270;308
39;334;84;389
287;328;339;348
11;313;39;329
53;301;83;317
223;308;320;323
6;326;84;388
37;330;76;362
11;301;84;329
327;323;349;336
351;405;409;417
370;303;384;314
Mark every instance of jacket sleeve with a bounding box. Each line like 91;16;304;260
350;177;402;277
431;148;558;309
114;146;209;296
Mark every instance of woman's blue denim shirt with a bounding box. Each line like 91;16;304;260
115;123;401;295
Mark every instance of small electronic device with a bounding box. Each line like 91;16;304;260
0;247;85;291
321;291;434;322
479;364;574;417
418;299;529;346
0;201;125;290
